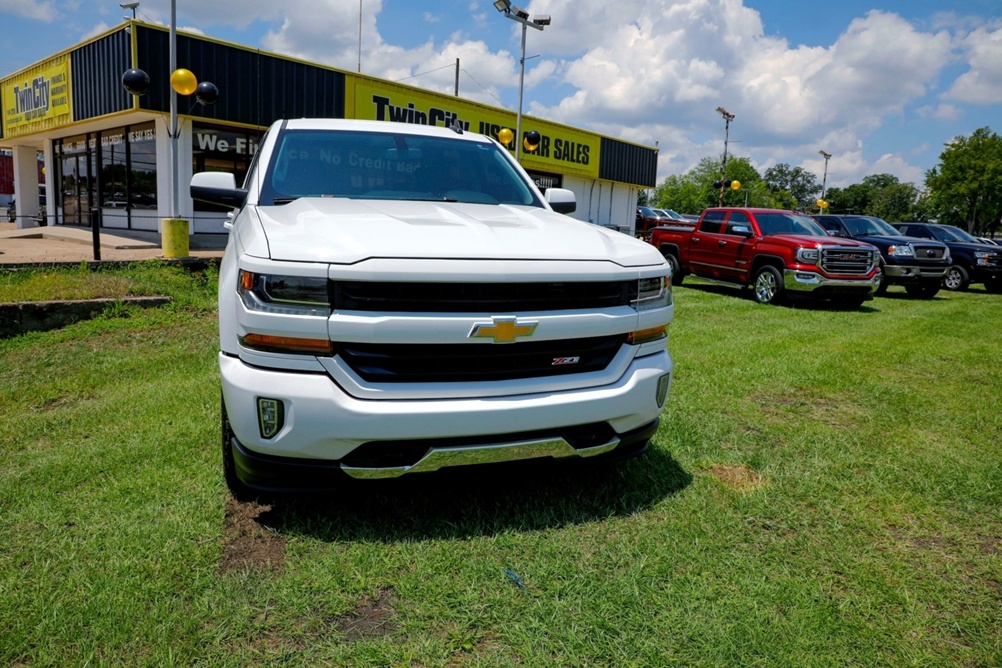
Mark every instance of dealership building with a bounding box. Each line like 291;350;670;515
1;20;657;236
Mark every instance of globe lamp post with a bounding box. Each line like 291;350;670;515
494;1;550;161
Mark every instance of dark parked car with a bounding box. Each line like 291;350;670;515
893;222;1002;293
814;214;950;298
652;208;688;222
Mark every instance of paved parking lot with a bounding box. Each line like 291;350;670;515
0;222;225;265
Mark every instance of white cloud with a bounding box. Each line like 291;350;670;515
164;0;977;188
945;26;1002;104
0;0;57;21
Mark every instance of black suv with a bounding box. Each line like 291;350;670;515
814;214;950;298
893;222;1002;293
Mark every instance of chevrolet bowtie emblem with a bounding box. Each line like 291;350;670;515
469;317;538;343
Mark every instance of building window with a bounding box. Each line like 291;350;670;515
127;123;158;221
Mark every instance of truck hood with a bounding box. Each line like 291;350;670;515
851;234;947;249
770;234;875;248
248;198;659;266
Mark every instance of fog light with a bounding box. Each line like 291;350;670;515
257;397;285;439
656;373;670;408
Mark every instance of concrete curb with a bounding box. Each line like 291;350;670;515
0;296;172;338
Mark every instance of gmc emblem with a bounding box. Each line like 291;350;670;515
552;356;580;366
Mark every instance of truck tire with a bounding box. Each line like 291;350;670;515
752;265;785;305
905;282;940;299
943;265;970;291
221;395;255;502
663;253;684;285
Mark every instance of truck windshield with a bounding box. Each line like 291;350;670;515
930;225;979;243
844;217;901;237
755;213;827;237
260;129;541;207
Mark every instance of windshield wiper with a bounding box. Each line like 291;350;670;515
271;197;300;205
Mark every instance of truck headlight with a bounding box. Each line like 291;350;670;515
239;270;330;316
975;251;990;266
796;248;819;264
887;245;914;257
633;275;671;311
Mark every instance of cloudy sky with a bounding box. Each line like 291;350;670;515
1;0;1000;189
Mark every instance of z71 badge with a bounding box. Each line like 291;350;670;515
552;356;580;366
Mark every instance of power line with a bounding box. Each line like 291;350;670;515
391;61;512;111
394;62;456;83
459;68;511;110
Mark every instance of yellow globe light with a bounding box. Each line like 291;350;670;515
730;180;741;190
170;68;198;96
497;128;514;146
817;199;829;209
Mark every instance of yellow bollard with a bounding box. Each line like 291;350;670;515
162;218;190;259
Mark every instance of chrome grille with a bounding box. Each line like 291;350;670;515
912;244;947;260
820;247;875;275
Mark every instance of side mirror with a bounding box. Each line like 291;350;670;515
191;171;248;209
545;187;576;214
731;224;753;236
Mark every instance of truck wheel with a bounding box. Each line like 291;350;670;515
663;253;684;285
905;283;940;299
943;265;970;291
752;265;784;305
221;395;255;501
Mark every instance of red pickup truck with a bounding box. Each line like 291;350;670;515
648;207;881;307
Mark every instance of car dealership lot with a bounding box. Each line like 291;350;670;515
1;264;1000;666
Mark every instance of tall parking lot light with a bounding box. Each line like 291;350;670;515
494;1;550;161
714;107;735;206
818;150;832;211
121;1;218;257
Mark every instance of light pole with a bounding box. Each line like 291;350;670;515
494;1;550;161
715;106;735;206
121;0;218;256
818;150;832;211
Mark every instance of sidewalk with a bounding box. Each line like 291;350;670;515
0;222;225;266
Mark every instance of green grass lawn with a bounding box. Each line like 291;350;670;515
1;264;999;666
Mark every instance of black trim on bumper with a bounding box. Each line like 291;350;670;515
229;419;659;493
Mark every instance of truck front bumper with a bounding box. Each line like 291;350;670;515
783;269;877;295
883;263;949;283
220;350;672;490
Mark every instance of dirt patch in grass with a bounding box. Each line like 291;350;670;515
335;587;399;641
706;464;765;491
221;498;285;574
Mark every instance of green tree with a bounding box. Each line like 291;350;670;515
825;174;921;219
763;163;820;210
925;127;1002;235
654;155;769;213
868;182;920;222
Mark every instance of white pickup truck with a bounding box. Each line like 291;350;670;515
191;118;674;495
